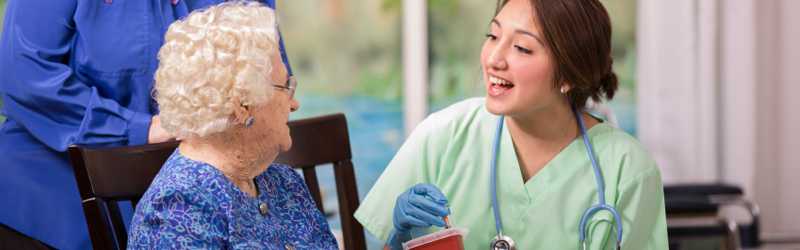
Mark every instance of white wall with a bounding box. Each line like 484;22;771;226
638;0;720;184
748;0;800;239
639;0;800;239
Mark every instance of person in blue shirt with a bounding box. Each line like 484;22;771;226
0;0;292;249
127;3;337;248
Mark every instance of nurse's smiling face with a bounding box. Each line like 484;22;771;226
481;0;561;116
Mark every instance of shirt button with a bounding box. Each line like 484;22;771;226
259;203;269;216
284;243;295;250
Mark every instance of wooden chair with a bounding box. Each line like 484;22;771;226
68;140;180;250
69;113;365;250
275;113;366;250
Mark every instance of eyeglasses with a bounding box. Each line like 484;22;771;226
272;76;297;99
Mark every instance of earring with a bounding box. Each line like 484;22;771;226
560;86;569;94
244;116;255;128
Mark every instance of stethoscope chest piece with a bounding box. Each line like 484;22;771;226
490;234;516;250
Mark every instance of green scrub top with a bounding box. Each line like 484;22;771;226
355;98;669;250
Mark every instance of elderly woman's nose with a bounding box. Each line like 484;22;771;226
290;99;300;112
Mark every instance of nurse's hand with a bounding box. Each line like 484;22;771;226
393;183;450;232
386;184;449;249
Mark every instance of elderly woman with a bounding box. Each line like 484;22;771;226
127;2;337;249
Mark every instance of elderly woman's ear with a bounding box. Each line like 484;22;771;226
232;102;254;128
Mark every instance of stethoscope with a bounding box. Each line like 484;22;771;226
489;104;623;250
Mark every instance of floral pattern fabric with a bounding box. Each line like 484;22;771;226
128;150;338;249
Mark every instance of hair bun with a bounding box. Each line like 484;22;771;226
599;71;618;101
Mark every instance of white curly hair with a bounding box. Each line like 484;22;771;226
154;1;279;138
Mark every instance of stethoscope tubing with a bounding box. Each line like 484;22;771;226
490;115;506;237
572;104;624;245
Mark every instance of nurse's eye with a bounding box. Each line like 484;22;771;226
515;45;532;54
485;33;498;41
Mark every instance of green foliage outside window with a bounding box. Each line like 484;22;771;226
286;0;636;107
1;0;5;27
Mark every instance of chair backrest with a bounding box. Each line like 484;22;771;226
275;113;366;250
68;141;180;250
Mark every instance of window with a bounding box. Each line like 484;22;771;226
279;1;402;248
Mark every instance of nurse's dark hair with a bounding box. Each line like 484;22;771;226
495;0;617;107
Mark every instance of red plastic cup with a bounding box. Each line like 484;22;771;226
403;228;466;250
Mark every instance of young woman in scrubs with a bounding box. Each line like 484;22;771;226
0;1;291;249
355;0;669;249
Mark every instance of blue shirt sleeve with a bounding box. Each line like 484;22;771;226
0;0;152;151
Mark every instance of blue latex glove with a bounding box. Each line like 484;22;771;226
387;183;450;250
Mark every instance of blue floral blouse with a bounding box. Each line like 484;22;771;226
128;150;338;249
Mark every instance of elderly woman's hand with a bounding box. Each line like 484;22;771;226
148;116;174;143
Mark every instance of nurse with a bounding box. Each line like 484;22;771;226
0;1;292;249
354;0;669;249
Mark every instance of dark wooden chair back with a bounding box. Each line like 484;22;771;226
68;141;180;250
276;113;366;250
